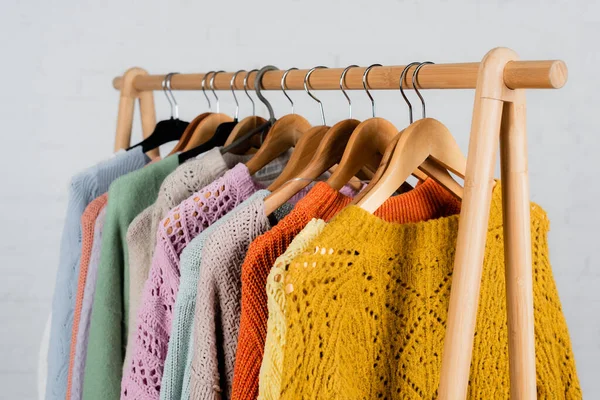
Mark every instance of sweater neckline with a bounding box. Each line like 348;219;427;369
287;178;462;228
332;181;548;245
330;180;490;243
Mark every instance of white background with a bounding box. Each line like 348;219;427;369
1;0;598;398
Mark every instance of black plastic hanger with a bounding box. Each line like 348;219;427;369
178;70;246;163
127;72;189;153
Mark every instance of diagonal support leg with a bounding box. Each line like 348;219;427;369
438;47;535;400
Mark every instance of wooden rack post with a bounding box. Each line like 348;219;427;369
112;50;567;400
115;67;159;159
437;48;537;400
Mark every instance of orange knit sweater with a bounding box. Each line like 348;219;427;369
231;179;461;400
65;194;108;400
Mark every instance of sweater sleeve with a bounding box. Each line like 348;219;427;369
66;195;108;400
83;184;128;400
47;172;97;400
124;206;154;372
71;206;108;400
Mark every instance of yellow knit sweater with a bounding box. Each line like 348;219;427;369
280;183;581;399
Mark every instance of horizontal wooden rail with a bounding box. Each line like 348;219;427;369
113;60;567;92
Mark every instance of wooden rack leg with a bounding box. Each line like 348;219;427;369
438;48;535;400
115;67;158;159
499;91;537;399
138;90;159;159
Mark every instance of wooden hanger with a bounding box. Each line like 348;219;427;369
169;112;210;154
182;71;233;151
224;116;267;153
326;64;429;191
353;61;466;211
222;70;267;154
264;65;367;214
169;71;218;154
266;124;329;190
266;66;341;191
353;117;466;212
245;114;311;173
244;66;316;174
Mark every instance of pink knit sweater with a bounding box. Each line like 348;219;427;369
121;164;267;399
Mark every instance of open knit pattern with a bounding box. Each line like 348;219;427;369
121;163;267;400
257;181;460;399
239;179;457;400
66;194;108;400
47;147;148;400
83;155;179;400
159;192;272;400
161;192;305;400
124;148;268;372
70;205;108;400
280;183;581;399
231;182;361;400
258;218;326;400
189;192;274;400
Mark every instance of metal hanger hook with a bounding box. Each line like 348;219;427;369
201;71;214;111
399;62;421;124
164;72;180;119
412;61;434;119
244;69;258;116
255;65;279;123
161;75;172;118
340;65;358;119
281;68;298;114
305;66;327;125
230;70;245;120
363;64;381;118
210;70;224;113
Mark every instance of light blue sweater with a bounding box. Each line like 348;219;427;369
46;148;149;400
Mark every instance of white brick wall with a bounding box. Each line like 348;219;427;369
1;0;598;398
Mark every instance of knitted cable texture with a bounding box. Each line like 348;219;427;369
280;183;581;399
161;194;303;400
189;192;272;400
70;205;108;400
47;148;148;400
65;194;108;400
121;164;266;400
231;182;361;400
124;148;258;371
258;218;326;400
83;155;179;400
160;192;270;400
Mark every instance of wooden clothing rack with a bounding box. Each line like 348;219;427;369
112;48;568;400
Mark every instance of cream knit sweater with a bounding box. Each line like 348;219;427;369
258;218;326;400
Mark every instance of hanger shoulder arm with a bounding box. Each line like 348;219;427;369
169;112;210;155
183;113;233;151
354;129;431;212
267;125;329;191
326;117;397;190
245;114;311;175
224;116;267;147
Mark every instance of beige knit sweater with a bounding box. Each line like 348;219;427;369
124;148;289;370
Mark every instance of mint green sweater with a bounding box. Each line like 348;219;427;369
82;156;179;400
